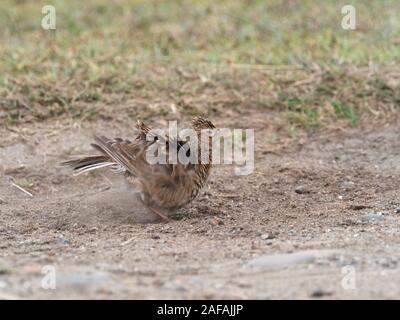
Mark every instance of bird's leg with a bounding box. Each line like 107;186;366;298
149;206;170;222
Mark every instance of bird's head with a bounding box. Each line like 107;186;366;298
191;116;215;132
190;116;215;167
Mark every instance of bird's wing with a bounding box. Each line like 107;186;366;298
91;134;172;179
92;120;198;190
91;135;144;176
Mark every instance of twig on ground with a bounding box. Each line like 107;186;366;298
10;181;33;198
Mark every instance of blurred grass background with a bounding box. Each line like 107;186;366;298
0;0;399;129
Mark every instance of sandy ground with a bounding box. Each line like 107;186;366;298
0;116;399;299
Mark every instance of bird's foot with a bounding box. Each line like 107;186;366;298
149;206;170;222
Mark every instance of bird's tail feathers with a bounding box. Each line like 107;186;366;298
61;156;122;176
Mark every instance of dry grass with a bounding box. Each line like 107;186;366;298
0;0;399;130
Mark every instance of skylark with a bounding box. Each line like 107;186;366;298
62;117;215;221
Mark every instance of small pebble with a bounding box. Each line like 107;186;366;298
261;233;275;240
310;289;333;298
295;186;310;194
349;204;370;211
366;212;385;221
396;208;400;214
51;178;62;185
57;235;70;245
212;218;224;226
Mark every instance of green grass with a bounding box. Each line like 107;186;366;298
332;101;358;126
0;266;12;275
0;0;399;128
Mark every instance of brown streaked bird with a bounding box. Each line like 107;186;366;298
62;116;215;221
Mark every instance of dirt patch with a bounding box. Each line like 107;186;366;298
0;118;399;299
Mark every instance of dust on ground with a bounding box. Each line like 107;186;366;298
0;115;399;299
